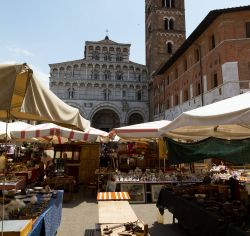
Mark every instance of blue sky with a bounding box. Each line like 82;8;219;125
1;0;249;87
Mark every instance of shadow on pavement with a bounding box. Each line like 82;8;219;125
149;222;190;236
62;188;97;208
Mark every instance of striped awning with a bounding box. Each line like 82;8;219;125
97;192;130;201
10;122;98;143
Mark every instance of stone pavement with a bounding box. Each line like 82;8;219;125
56;188;189;236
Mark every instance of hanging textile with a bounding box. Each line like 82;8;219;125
165;137;250;164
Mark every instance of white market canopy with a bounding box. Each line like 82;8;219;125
113;120;172;141
10;123;104;144
0;63;90;131
0;121;32;140
159;92;250;140
87;127;109;142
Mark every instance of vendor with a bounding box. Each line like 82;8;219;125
41;152;54;178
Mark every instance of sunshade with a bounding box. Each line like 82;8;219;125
11;123;100;144
0;63;90;131
159;92;250;140
0;121;32;140
112;120;171;140
85;127;109;142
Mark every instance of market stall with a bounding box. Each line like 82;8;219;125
157;186;250;236
154;93;250;235
0;62;92;234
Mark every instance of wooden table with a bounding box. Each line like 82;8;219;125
96;200;148;236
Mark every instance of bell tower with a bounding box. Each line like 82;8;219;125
145;0;186;76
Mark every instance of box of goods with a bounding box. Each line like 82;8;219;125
0;219;32;236
217;184;229;200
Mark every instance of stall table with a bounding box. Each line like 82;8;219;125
157;188;250;236
28;190;64;236
43;176;74;202
0;176;26;190
113;180;201;203
96;200;147;236
97;192;130;201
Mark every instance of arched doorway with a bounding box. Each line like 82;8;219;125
128;113;144;125
92;109;120;132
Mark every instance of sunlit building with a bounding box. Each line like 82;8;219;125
49;36;148;131
152;5;250;120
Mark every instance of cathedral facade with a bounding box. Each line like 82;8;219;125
49;36;148;131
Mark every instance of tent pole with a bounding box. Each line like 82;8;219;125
2;111;9;235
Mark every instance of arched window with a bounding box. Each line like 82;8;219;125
71;88;75;99
67;88;75;99
116;53;123;62
169;19;174;30
103;89;111;100
137;90;142;101
67;88;71;99
137;74;141;81
167;42;173;54
164;19;169;30
116;71;123;80
162;0;174;8
92;51;100;60
174;94;179;106
91;69;99;79
197;83;201;96
104;52;111;61
165;18;174;30
122;90;126;98
183;89;188;102
103;70;111;80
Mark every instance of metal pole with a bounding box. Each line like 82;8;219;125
2;111;9;236
198;45;204;106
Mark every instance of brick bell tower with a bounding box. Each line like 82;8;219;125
145;0;186;119
146;0;186;75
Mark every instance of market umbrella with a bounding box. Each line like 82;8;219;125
0;63;90;131
112;120;172;141
86;127;109;142
159;92;250;140
10;123;102;144
0;121;32;140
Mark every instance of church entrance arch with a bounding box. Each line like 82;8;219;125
128;113;144;125
91;109;120;132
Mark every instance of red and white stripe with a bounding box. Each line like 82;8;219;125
97;192;130;201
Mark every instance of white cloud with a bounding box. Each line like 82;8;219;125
6;46;34;56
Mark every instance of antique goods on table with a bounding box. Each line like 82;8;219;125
96;200;148;236
110;168;203;203
43;175;74;202
157;184;250;236
0;188;63;236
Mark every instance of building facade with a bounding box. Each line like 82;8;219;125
153;6;250;121
49;36;148;131
145;0;186;120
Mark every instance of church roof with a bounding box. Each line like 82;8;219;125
97;35;119;44
86;36;130;46
155;5;250;76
